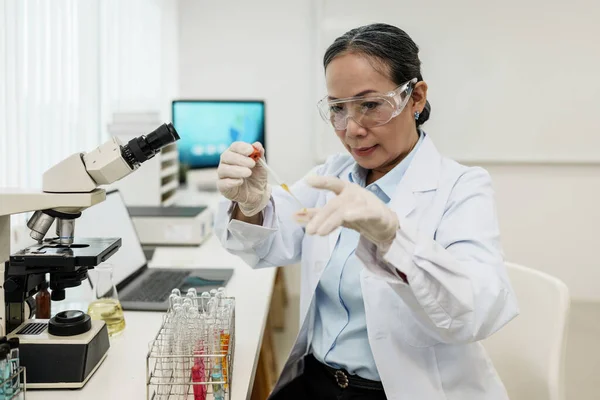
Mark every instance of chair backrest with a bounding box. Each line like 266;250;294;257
483;262;570;400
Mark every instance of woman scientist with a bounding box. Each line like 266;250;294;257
214;23;518;400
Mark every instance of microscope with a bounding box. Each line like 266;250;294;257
0;123;180;388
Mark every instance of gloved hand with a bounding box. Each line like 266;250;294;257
300;175;399;249
217;142;271;217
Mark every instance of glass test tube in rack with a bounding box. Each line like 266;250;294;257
146;289;235;400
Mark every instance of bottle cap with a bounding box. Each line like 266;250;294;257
8;338;19;349
0;344;10;358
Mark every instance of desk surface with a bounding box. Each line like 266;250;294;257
28;227;276;399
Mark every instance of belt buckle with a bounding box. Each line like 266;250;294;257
335;370;349;389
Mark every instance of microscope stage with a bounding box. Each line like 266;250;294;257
9;238;121;269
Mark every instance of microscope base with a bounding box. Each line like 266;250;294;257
27;353;108;389
7;319;110;388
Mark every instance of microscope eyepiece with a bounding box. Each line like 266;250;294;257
121;123;180;168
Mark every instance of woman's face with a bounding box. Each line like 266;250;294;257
325;52;427;172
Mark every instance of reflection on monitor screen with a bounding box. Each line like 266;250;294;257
172;100;265;170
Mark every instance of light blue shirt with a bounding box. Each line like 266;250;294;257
310;132;425;380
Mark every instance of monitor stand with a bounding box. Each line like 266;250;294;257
186;169;219;192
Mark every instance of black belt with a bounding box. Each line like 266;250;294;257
307;354;385;391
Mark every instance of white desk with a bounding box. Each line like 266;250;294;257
28;232;276;399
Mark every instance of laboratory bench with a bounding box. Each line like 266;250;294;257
26;189;288;399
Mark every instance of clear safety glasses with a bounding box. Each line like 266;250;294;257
317;78;417;131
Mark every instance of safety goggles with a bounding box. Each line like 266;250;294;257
317;78;417;131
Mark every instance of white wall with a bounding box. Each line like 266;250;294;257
314;0;600;164
178;1;600;302
178;0;315;295
178;0;315;184
487;164;600;302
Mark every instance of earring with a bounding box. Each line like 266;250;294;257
414;111;420;120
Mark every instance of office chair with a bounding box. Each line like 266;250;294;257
483;262;570;400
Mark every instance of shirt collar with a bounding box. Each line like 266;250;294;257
348;130;425;202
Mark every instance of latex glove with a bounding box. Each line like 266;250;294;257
217;142;271;217
301;175;399;249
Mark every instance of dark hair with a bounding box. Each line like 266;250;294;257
323;23;431;127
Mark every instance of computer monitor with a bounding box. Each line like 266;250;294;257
172;100;266;188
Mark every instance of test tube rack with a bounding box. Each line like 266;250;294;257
146;297;235;400
0;366;27;399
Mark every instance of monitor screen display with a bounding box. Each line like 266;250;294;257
172;100;265;169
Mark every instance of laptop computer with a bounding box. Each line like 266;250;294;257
76;189;233;311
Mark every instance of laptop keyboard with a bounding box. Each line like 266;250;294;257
121;270;190;303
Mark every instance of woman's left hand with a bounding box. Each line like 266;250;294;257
298;175;399;249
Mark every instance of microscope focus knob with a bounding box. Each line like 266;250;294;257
3;278;20;293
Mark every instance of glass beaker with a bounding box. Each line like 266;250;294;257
87;264;126;337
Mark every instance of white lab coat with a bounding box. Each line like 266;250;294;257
215;134;519;400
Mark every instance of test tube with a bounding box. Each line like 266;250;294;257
173;304;186;395
201;314;210;383
209;288;218;298
157;323;171;398
182;297;194;352
174;296;183;308
218;308;230;388
207;299;216;318
217;287;229;310
187;288;199;309
215;291;224;309
168;293;180;311
171;288;181;297
171;304;182;328
200;292;211;314
186;307;206;400
210;318;225;400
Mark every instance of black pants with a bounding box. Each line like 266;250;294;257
269;355;387;400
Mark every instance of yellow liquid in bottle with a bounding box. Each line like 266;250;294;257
87;299;126;336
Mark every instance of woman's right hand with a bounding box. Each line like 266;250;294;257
217;142;271;217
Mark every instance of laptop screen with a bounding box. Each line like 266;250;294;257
75;190;147;287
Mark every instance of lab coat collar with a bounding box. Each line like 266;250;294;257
344;131;439;194
389;133;441;223
326;132;441;253
398;132;441;193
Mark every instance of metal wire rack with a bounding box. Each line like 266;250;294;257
146;297;235;400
